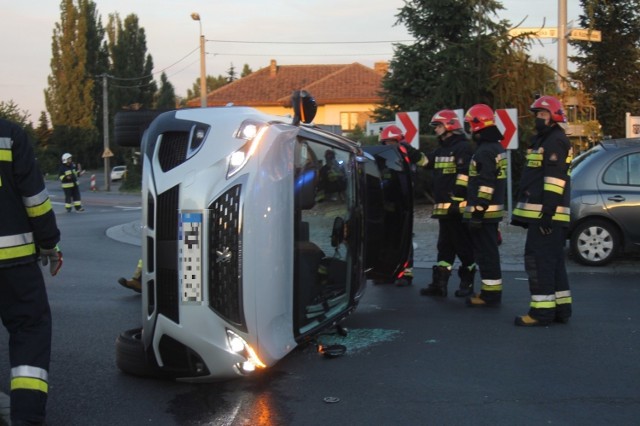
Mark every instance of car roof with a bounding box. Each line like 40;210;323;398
600;138;640;151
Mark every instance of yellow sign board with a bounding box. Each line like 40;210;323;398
102;148;114;158
508;28;558;39
569;29;602;42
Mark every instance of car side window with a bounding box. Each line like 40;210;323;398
603;155;628;185
629;154;640;185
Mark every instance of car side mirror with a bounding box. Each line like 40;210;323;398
291;90;317;126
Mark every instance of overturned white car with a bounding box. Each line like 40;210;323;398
115;92;413;381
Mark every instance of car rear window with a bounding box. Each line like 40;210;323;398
572;144;603;175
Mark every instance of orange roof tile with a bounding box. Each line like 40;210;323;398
186;60;385;107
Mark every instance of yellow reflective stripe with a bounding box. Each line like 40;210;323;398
456;174;469;187
11;377;48;393
526;152;543;161
544;183;564;194
25;199;53;218
416;154;428;167
481;281;502;292
61;182;75;188
530;301;556;309
497;158;508;179
0;243;36;260
556;297;572;305
436;261;452;268
0;149;12;162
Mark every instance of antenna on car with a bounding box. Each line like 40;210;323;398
291;90;317;126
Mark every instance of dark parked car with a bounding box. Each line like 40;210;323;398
569;138;640;266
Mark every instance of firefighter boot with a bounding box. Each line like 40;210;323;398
117;260;142;293
419;266;451;297
454;265;476;298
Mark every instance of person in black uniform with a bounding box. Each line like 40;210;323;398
58;152;84;212
0;118;63;425
462;104;507;307
379;124;428;286
511;95;572;326
420;110;476;298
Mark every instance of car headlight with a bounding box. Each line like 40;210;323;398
227;120;268;179
226;329;266;374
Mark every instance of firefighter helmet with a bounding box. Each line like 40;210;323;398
61;153;72;163
464;104;496;133
430;110;462;132
530;95;567;123
379;125;404;143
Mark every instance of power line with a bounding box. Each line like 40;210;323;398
207;39;414;45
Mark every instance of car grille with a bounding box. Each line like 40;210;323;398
208;185;245;330
155;185;180;323
158;131;189;172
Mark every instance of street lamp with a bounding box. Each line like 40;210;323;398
191;12;207;108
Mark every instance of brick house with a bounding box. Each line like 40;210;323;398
186;59;389;132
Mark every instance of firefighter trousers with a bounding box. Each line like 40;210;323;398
469;222;502;303
62;184;82;211
0;262;51;425
436;216;475;268
524;224;572;322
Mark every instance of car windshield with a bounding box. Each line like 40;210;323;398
293;139;353;337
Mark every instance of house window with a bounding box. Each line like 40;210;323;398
340;112;361;131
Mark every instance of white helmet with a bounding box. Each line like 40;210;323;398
62;153;72;163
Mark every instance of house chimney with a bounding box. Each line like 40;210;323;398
374;61;389;77
270;59;277;77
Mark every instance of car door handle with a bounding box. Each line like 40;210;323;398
607;195;626;202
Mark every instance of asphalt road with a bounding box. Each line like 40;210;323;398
1;183;639;425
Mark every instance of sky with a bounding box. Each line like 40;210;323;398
0;0;584;122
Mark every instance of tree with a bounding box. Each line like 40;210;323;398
376;0;550;132
185;75;227;102
571;0;640;138
226;63;237;83
241;64;253;78
45;0;94;129
45;0;101;169
0;100;32;128
156;72;177;109
107;13;157;110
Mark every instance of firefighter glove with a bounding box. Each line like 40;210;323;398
539;213;553;236
40;245;63;276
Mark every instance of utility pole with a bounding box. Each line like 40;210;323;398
557;0;568;92
191;13;207;108
102;74;111;192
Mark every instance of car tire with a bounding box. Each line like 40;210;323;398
570;219;620;266
115;327;169;378
114;110;164;147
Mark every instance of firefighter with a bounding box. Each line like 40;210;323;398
0;118;63;425
511;95;572;326
462;104;507;307
379;124;428;286
58;152;84;212
419;110;476;298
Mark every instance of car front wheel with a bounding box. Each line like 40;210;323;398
570;219;620;266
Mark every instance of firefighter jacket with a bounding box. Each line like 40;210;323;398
0;119;60;267
463;132;507;223
59;161;80;189
512;124;572;226
425;133;473;217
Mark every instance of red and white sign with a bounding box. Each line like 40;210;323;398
396;112;419;149
495;108;518;150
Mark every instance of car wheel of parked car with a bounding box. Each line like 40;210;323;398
115;328;169;378
570;219;620;266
